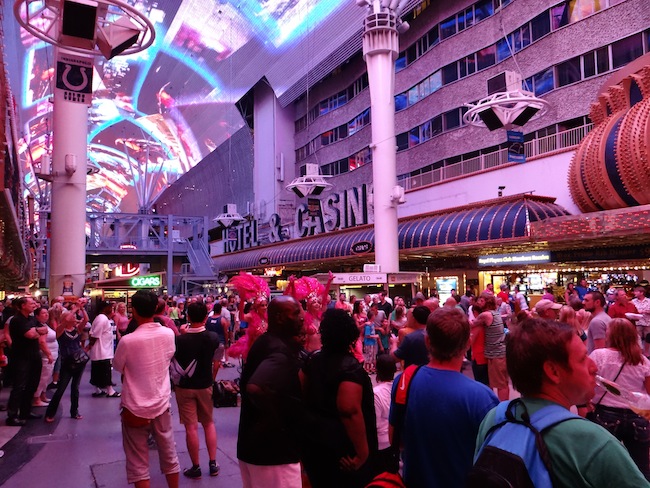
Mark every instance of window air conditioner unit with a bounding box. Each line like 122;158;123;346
487;71;522;95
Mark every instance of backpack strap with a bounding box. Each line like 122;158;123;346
394;364;421;406
481;398;582;482
390;365;424;450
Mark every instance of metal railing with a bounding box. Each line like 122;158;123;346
400;123;593;191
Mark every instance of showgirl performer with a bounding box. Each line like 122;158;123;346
228;272;271;360
285;271;333;353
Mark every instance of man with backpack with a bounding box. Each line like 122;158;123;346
469;318;649;487
389;307;498;487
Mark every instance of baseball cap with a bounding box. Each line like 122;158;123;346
414;292;426;302
534;299;562;313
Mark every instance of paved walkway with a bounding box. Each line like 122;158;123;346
0;365;244;487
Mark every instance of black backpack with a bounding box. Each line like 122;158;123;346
466;399;581;488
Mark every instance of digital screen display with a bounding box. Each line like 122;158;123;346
7;0;350;213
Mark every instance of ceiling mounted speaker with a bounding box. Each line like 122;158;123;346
478;108;504;131
60;0;98;50
512;106;540;127
96;16;141;59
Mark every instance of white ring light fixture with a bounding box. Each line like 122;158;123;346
14;0;155;58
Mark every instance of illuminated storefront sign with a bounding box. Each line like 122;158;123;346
295;184;369;237
332;273;387;284
129;274;162;288
478;252;551;267
115;263;140;277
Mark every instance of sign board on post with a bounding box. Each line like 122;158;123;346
507;130;525;163
331;273;387;285
55;52;93;105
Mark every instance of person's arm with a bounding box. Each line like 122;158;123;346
337;381;369;471
25;324;47;340
222;317;230;348
113;338;126;373
38;334;54;363
3;322;11;347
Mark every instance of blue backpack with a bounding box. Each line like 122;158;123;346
466;399;582;488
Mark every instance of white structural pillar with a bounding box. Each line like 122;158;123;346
49;48;92;297
361;1;407;274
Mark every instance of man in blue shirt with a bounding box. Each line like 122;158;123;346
390;307;498;488
392;306;430;368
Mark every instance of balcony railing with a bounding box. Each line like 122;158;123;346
400;124;593;191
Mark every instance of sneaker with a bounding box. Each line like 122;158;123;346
183;465;201;479
209;462;220;477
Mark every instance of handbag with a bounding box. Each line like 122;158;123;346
586;361;625;421
70;348;90;365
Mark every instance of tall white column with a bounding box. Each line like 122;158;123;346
362;11;401;273
49;48;92;297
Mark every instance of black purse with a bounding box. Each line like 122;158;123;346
71;348;90;365
586;361;625;421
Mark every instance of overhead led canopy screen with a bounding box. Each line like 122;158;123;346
8;0;348;213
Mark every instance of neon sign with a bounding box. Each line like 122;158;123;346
129;275;162;288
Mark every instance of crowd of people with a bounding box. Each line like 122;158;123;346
0;277;650;487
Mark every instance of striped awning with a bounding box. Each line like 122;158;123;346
212;195;570;272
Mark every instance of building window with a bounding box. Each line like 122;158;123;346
612;33;644;69
476;45;496;70
596;46;610;74
531;11;550;41
395;93;407;111
496;38;510;62
442;63;459;84
441;15;457;39
444;109;461;130
583;51;596;78
533;68;555;96
397;132;409;152
409;127;420;147
556;56;581;87
394;55;405;73
551;4;571;30
475;0;494;21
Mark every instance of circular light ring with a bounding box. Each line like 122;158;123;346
14;0;155;57
463;90;550;129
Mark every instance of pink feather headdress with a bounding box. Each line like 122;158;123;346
230;272;270;304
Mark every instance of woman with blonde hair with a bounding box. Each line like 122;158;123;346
589;318;650;479
559;305;587;342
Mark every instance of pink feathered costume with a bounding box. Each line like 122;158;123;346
228;272;270;360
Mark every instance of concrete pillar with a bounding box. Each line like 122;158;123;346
48;48;92;297
362;10;401;273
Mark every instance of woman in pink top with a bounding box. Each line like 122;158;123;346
114;302;130;340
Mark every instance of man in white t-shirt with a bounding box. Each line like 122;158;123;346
89;300;119;397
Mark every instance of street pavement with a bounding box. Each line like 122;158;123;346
0;364;244;487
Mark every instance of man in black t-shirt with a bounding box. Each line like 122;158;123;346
173;301;220;479
7;296;47;426
237;296;305;486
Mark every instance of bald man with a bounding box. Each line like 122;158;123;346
237;297;305;487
